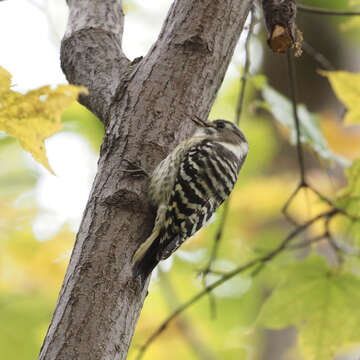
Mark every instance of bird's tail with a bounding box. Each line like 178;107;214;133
131;229;160;280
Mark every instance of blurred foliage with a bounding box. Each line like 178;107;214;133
341;0;360;31
337;159;360;217
335;160;360;249
258;255;360;360
61;102;104;152
320;70;360;125
1;0;360;360
260;82;347;165
0;66;86;173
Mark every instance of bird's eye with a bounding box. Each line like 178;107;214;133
216;122;225;130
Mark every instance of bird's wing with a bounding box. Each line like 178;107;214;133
158;141;236;260
159;199;215;260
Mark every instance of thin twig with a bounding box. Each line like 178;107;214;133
199;199;230;277
289;233;327;250
197;8;255;292
282;181;351;227
324;213;344;265
308;186;337;209
199;186;230;318
287;52;305;184
301;41;349;120
281;52;306;225
203;275;217;319
298;5;360;16
235;8;255;126
136;209;339;359
202;269;229;276
302;41;335;71
309;186;359;221
282;182;305;226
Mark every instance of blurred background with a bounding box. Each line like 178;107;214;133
1;0;360;359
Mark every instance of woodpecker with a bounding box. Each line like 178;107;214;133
131;116;248;280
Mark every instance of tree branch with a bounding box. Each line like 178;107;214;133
297;5;360;16
198;9;255;315
61;0;130;122
287;52;305;184
280;52;307;225
301;41;335;71
236;8;255;125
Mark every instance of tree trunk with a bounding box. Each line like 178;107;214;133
39;0;252;359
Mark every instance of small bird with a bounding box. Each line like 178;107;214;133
132;116;248;280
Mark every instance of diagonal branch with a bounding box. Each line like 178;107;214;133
61;0;130;122
301;41;349;119
198;8;255;302
236;8;255;126
302;41;335;71
282;51;346;226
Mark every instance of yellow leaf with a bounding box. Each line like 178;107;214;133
0;66;88;173
321;115;360;160
0;67;11;93
319;70;360;125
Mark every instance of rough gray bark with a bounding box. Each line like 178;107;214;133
39;0;252;359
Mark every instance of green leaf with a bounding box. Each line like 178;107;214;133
336;159;360;248
0;66;87;173
250;74;267;91
337;158;360;217
340;1;360;30
262;84;348;165
258;256;360;360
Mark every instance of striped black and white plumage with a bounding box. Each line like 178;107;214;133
132;117;248;279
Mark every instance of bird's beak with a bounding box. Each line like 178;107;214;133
191;115;210;127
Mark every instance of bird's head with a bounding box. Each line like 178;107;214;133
191;116;248;147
